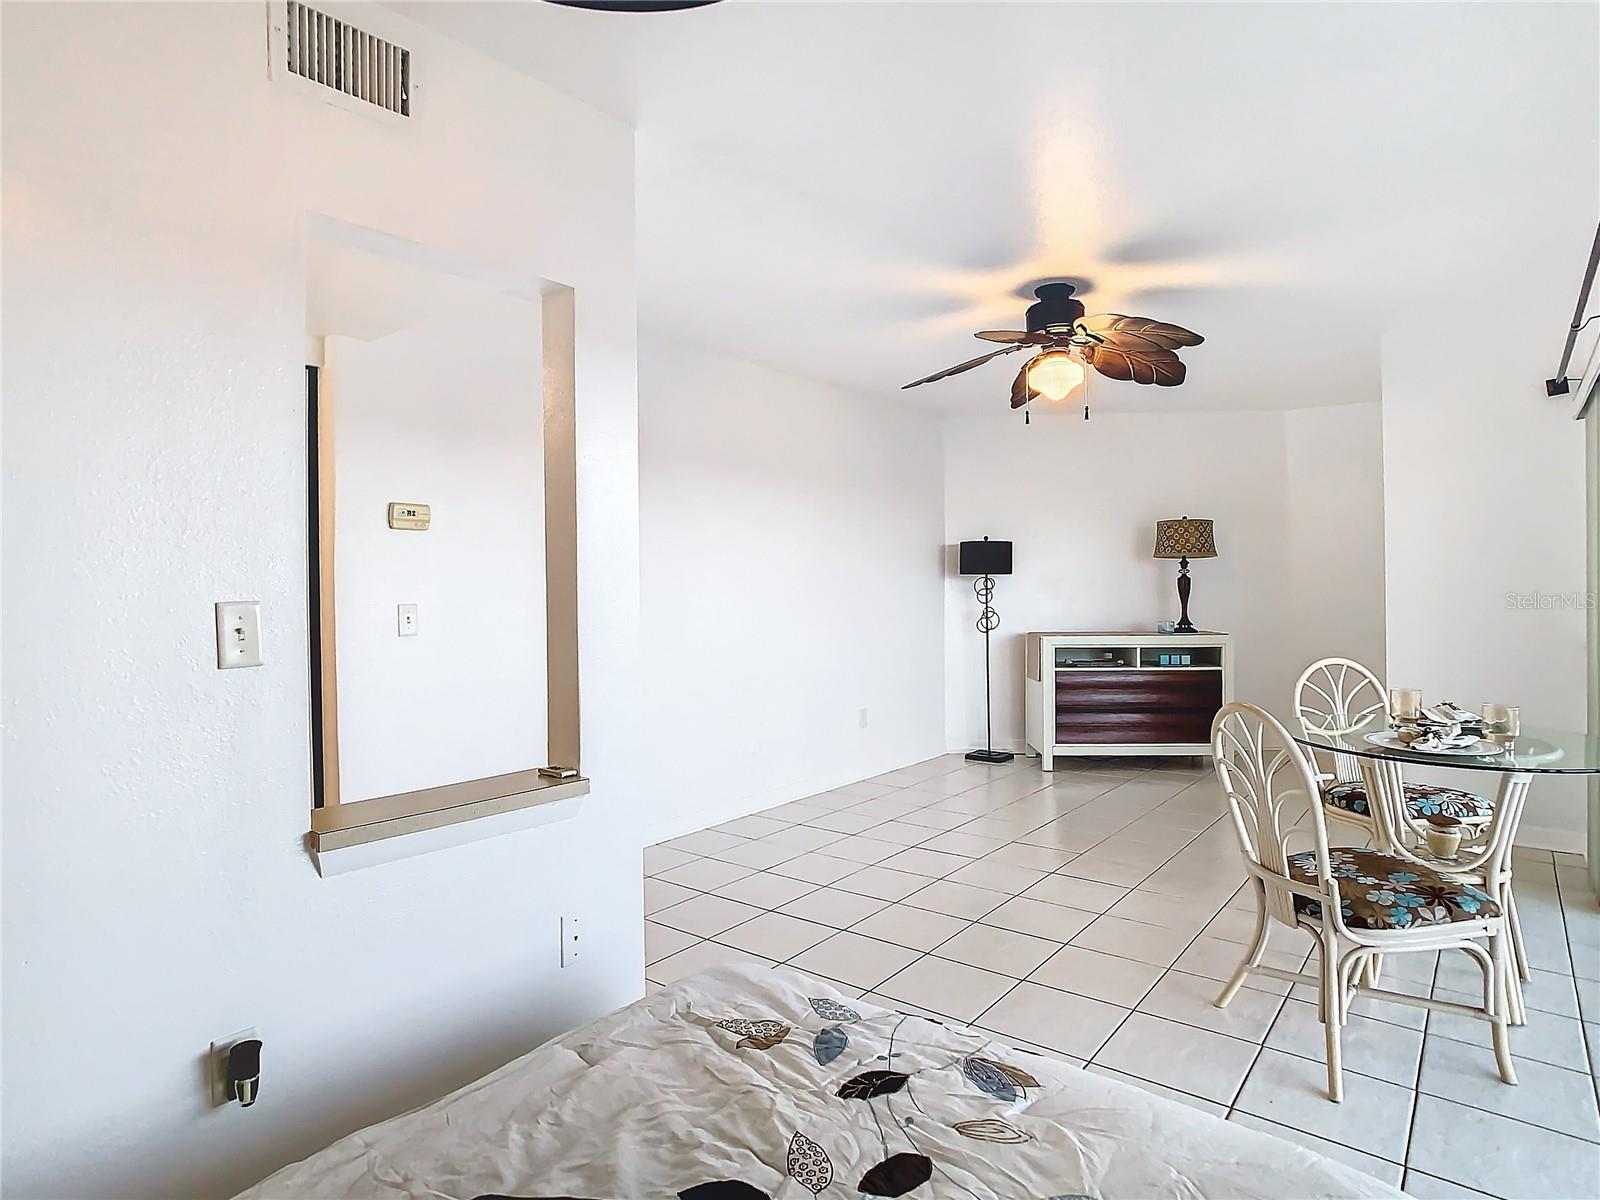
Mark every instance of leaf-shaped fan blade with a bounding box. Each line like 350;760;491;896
1086;328;1170;355
1009;364;1035;409
1078;313;1204;348
902;344;1024;389
975;330;1044;344
1084;343;1187;387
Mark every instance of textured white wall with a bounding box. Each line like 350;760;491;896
1282;402;1388;679
638;333;946;843
1382;291;1592;850
328;294;547;802
1;5;640;1197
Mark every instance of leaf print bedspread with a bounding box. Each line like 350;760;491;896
235;965;1400;1199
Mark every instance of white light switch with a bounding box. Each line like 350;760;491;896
397;603;419;637
215;602;263;669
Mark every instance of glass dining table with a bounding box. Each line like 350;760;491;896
1292;716;1600;1024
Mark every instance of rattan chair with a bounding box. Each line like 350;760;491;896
1209;702;1516;1101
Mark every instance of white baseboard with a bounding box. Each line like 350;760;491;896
947;741;1028;755
1513;823;1588;855
648;744;950;847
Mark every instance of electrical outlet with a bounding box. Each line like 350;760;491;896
208;1026;260;1107
560;915;580;967
858;707;869;729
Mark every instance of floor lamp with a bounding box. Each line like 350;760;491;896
959;537;1014;764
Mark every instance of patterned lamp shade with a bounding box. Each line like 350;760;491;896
1152;516;1217;560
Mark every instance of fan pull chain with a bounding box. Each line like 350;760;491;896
1084;404;1090;421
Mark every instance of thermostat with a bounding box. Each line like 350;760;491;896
387;502;430;531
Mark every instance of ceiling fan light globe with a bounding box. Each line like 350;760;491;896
1025;350;1085;402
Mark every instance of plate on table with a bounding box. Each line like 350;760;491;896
1364;731;1506;757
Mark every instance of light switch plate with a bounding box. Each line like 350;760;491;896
215;602;263;669
397;603;419;637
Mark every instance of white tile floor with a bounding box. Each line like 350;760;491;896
644;753;1600;1199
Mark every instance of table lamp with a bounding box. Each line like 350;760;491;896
1152;516;1217;634
958;537;1014;764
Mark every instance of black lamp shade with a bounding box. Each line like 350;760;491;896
959;539;1013;576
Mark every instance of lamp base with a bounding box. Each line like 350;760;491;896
965;749;1015;764
1173;619;1197;634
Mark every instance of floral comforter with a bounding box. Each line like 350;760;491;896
236;965;1400;1199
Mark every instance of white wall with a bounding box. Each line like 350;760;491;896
328;293;547;802
638;333;946;843
942;404;1388;752
1283;402;1388;677
1;5;640;1198
1382;289;1592;851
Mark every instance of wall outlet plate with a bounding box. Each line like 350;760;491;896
560;916;580;967
208;1026;260;1107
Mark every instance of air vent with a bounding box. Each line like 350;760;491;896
284;2;410;117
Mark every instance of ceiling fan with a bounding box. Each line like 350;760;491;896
903;282;1204;412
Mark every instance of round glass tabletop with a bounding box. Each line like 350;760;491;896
1292;715;1600;774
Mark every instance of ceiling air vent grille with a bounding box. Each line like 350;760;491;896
285;2;410;117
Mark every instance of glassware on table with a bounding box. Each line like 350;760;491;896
1482;703;1520;743
1390;688;1423;722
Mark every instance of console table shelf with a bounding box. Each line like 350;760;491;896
1024;631;1233;770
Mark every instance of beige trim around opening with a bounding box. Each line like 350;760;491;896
542;285;581;773
305;221;583;858
311;769;589;852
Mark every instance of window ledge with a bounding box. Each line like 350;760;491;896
310;769;589;876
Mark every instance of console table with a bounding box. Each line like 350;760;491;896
1023;631;1233;769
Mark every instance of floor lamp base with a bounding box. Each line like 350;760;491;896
964;749;1015;764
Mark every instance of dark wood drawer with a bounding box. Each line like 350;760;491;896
1054;709;1215;745
1054;669;1222;711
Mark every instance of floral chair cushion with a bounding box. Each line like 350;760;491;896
1322;780;1493;823
1287;848;1500;931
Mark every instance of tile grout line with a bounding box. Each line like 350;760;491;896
1398;951;1440;1189
651;752;1598;1176
654;764;1221;986
1550;857;1600;1115
655;771;1240;986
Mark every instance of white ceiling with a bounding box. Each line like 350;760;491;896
397;1;1598;412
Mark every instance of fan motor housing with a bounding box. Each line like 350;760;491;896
1024;283;1086;335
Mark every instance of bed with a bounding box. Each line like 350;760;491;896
237;964;1401;1199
